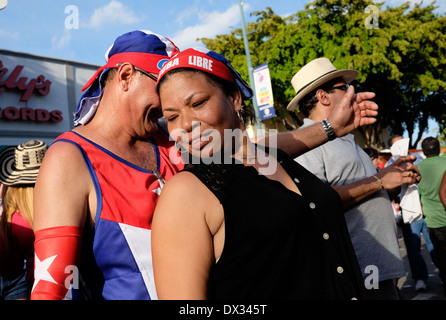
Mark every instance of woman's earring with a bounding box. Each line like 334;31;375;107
236;108;244;125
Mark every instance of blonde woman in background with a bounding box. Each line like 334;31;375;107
0;140;48;300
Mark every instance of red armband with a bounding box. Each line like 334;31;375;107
31;226;82;300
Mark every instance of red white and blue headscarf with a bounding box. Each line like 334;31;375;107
157;47;253;100
74;30;179;126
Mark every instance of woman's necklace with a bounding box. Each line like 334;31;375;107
236;154;257;161
234;145;258;161
153;170;166;188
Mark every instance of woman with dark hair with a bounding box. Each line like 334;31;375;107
151;48;378;300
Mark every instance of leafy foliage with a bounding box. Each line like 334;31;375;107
200;0;446;148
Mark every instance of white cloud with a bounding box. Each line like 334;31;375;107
172;4;248;49
280;12;294;19
51;29;71;49
84;0;141;28
0;29;19;41
175;6;201;27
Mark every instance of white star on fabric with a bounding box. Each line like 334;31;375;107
152;178;165;196
32;254;58;292
152;187;162;195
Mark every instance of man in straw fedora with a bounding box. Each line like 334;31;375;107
290;57;421;299
32;30;381;300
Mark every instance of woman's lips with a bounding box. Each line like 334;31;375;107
190;131;213;151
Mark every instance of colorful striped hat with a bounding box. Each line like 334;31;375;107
0;140;48;186
157;47;253;100
74;30;180;126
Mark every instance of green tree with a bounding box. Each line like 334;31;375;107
200;0;446;148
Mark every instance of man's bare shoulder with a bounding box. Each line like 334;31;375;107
42;140;87;170
36;139;93;191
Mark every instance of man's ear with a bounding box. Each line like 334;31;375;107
315;89;331;106
116;63;135;91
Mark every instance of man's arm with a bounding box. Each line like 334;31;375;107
439;170;446;209
255;121;330;159
33;142;92;230
333;156;421;209
32;142;93;299
256;86;379;158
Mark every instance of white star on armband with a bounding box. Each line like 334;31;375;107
32;254;58;292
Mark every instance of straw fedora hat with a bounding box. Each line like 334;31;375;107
0;139;48;186
287;57;358;111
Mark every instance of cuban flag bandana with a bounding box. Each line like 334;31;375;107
157;47;253;101
74;30;180;126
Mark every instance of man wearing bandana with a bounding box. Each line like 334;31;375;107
32;30;182;300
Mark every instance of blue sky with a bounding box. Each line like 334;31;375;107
1;0;443;65
0;0;444;143
0;0;309;65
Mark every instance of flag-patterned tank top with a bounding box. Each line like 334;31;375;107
54;129;184;299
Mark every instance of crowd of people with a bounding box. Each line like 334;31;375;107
0;29;444;300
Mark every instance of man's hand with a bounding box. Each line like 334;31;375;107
377;155;421;189
333;155;421;209
327;85;378;137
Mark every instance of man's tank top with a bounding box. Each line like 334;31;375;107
55;129;184;299
183;148;366;299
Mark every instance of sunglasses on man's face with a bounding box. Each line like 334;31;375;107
133;66;158;82
329;83;351;92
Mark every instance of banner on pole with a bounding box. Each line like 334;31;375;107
253;63;276;120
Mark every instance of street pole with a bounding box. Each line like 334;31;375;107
238;0;262;131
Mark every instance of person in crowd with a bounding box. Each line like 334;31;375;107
378;149;392;170
363;147;402;224
0;140;48;299
440;171;446;209
387;135;437;292
151;47;387;300
32;30;183;300
417;137;446;296
0;181;5;299
290;57;421;299
32;30;380;300
386;135;424;167
0;182;3;210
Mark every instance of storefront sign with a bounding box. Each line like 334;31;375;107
0;50;98;146
0;107;62;122
0;59;63;123
0;61;51;101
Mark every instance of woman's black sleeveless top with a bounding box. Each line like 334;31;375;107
183;148;366;300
